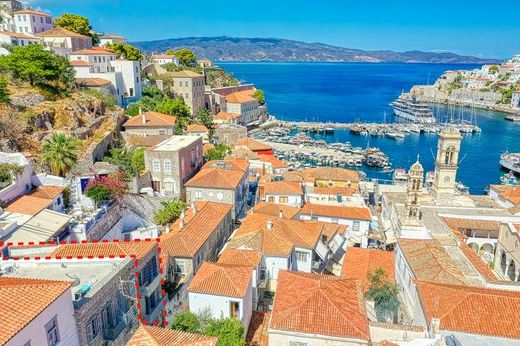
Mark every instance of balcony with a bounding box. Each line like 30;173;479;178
103;305;138;341
143;301;164;324
140;273;161;297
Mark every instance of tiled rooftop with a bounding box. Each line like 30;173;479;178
341;248;395;291
188;261;253;298
127;323;218;345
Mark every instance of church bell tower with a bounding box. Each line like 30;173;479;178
404;157;423;226
431;129;462;205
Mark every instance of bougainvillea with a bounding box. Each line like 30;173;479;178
85;172;128;205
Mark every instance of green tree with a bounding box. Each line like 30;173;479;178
165;48;176;55
253;89;265;105
0;45;74;94
171;311;200;333
0;75;9;103
195;108;214;137
205;144;230;161
204;318;245;346
0;163;24;184
366;268;400;323
104;147;146;175
106;42;144;61
156;98;190;118
153;199;186;226
54;13;99;44
130;147;146;173
175;48;197;66
489;65;499;74
41;133;79;176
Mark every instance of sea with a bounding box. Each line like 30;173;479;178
219;62;520;194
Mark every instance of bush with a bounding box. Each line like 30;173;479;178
0;75;9;103
205;144;230;161
82;89;116;107
85;172;128;205
366;268;400;323
0;163;23;184
171;311;200;333
204;318;245;346
153;199;186;226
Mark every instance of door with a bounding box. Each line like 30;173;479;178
230;301;239;318
152;180;161;192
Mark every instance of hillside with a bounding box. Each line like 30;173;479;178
133;36;501;64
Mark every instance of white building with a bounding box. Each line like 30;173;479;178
0;152;32;204
0;277;80;346
299;204;372;248
0;0;23;12
225;90;260;125
99;34;127;46
188;261;254;332
36;27;92;57
262;181;303;207
0;30;40;46
70;47;143;106
511;90;520;110
13;9;52;35
150;54;178;66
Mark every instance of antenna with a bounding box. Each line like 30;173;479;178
429;147;436;161
458;153;469;166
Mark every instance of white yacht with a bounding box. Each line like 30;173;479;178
390;93;436;124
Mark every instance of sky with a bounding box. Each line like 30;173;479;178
27;0;520;58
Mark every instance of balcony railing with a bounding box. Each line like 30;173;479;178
143;302;164;324
140;273;161;297
103;305;138;341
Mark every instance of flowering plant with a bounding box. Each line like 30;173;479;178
85;172;128;204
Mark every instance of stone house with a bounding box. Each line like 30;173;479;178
123;111;176;136
185;159;250;219
213;125;247;146
162;70;205;116
144;136;203;199
160;201;233;318
224;90;260;125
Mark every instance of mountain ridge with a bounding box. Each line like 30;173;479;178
132;36;502;64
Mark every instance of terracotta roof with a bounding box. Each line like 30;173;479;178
202;158;249;172
151;54;177;59
229;147;259;160
458;242;499;283
0;31;37;39
0;277;73;345
341;248;395;291
101;34;125;40
166;70;203;78
75;77;112;87
300;204;371;221
252;201;301;218
270;271;369;340
49;242;157;260
489;184;520;205
161;202;232;264
217;248;262;267
234;138;272;152
226;91;257;104
246;312;270;346
228;214;322;256
258;154;288;169
14;9;51;16
305;167;360;183
398;239;469;285
70;48;115;55
214;111;241;121
124;112;176;127
128;324;218;346
417;281;520;339
312;186;358;196
36;27;89;38
188;262;253;298
28;185;64;200
126;134;171;148
186;124;208;133
5;195;52;216
187;168;245;189
264;181;303;195
70;60;94;67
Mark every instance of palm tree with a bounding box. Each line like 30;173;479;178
41;132;79;176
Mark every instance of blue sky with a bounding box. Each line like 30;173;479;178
28;0;519;58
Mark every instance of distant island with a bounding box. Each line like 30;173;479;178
132;36;502;64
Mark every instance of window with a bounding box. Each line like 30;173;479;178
296;251;308;262
45;316;60;346
289;342;308;346
164;160;172;172
267;196;275;203
152;161;160;172
195;191;202;198
87;315;101;341
130;88;134;97
159;130;166;135
331;218;339;224
353;221;360;232
217;192;224;201
279;196;288;203
230;301;240;318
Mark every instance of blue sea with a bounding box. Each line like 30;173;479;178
220;62;520;194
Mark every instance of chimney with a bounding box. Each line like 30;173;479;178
179;210;185;228
266;220;273;230
191;201;196;215
140;107;145;124
279;209;283;218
